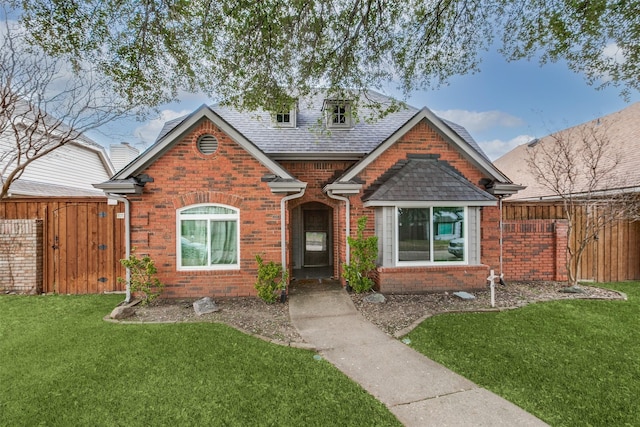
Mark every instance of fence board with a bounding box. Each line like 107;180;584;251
0;198;126;294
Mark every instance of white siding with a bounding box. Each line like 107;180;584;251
468;207;481;264
17;143;111;191
110;143;139;172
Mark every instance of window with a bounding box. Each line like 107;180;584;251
272;102;297;128
324;100;352;128
177;204;239;270
396;207;466;264
332;104;347;124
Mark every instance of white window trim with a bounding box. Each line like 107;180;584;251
272;108;297;128
176;203;240;271
324;101;352;129
394;206;468;266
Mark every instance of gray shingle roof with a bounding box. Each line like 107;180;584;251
363;155;496;203
9;179;106;197
493;102;640;200
154;90;489;159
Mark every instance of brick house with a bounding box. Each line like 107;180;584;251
96;91;522;298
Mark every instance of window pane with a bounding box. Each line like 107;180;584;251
398;208;430;261
306;232;326;252
276;112;290;123
210;220;237;265
182;206;235;215
434;207;465;262
181;220;208;266
332;105;346;124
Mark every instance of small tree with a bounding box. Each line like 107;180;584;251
527;121;640;287
254;254;288;304
343;216;378;293
118;252;164;305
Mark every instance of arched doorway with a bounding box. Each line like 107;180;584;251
292;201;333;279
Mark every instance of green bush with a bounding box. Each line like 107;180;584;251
343;216;378;293
118;251;164;305
254;254;288;303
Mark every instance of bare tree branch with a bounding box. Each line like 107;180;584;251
527;120;640;286
0;16;133;199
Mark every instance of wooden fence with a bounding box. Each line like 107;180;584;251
503;202;640;282
0;198;126;294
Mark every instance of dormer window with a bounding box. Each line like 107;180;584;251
272;101;297;128
323;100;352;129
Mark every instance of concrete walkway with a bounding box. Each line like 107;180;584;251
288;280;549;427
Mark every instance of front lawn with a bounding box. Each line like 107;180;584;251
0;294;400;426
406;282;640;427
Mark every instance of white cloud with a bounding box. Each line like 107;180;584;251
434;109;524;133
133;109;191;146
479;134;534;161
599;42;627;83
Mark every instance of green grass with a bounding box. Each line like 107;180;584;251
0;294;401;426
406;282;640;427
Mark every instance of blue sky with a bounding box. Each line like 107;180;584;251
88;48;640;161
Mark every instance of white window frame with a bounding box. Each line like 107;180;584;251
324;100;352;129
395;206;468;266
176;203;240;271
272;108;297;128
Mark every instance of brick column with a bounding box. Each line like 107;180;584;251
0;219;43;294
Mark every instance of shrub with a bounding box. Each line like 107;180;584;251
343;216;378;293
118;251;164;305
254;254;288;303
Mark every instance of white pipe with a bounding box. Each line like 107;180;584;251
107;194;131;302
499;196;504;283
280;188;306;283
326;191;350;265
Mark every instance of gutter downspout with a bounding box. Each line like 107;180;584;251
326;190;351;265
280;188;306;291
108;194;132;302
498;196;506;286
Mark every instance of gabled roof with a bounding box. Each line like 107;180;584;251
336;106;512;186
112;104;296;181
111;90;517;196
363;155;497;206
494;102;640;201
154;90;497;164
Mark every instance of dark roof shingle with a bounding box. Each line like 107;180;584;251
363;155;496;203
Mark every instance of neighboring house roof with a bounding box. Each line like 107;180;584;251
7;179;109;197
494;102;640;201
363;155;497;206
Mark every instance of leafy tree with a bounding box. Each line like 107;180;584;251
527;120;640;287
0;14;133;199
12;1;640;113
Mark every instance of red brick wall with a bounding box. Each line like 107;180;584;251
502;220;569;281
355;120;499;292
130;117;503;297
281;160;355;279
374;265;490;293
128;119;284;298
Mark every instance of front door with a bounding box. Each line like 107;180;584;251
303;209;330;267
